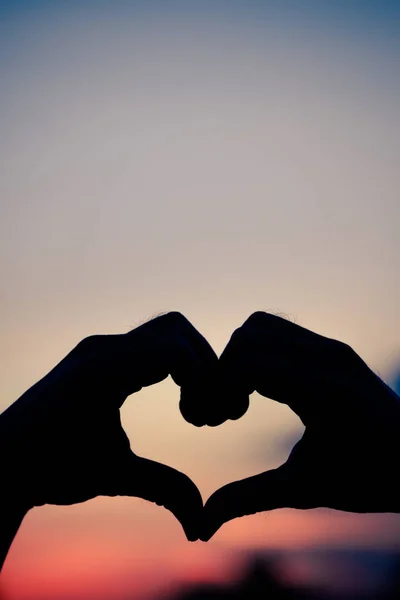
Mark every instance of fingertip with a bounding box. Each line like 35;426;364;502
179;394;206;426
229;396;250;421
175;479;204;544
186;532;200;543
204;414;229;427
198;520;222;542
180;384;250;428
128;455;204;542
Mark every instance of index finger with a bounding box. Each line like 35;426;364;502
124;312;218;387
85;313;219;423
218;312;362;424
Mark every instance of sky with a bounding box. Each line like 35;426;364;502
1;1;400;599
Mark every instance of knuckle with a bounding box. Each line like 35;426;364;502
245;311;284;331
138;312;190;337
246;311;268;325
229;327;244;343
163;311;189;328
232;314;268;343
227;325;252;358
325;338;362;369
68;335;109;376
228;328;252;359
166;311;186;322
74;335;104;354
332;339;355;358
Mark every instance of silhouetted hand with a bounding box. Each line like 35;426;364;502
0;312;217;568
201;312;400;541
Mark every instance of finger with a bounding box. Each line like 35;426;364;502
219;312;328;389
123;312;218;386
126;313;222;426
200;464;299;541
124;313;248;426
218;312;360;423
117;453;204;542
78;313;219;417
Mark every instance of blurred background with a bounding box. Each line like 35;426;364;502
1;1;399;598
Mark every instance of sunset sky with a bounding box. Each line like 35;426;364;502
1;2;399;599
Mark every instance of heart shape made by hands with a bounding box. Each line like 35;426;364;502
3;310;398;553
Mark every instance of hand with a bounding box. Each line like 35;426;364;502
0;312;217;568
201;312;400;541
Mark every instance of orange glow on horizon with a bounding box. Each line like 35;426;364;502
3;508;400;600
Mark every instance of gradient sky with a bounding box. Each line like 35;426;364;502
1;2;399;599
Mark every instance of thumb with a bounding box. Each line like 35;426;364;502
117;453;203;542
200;464;296;541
